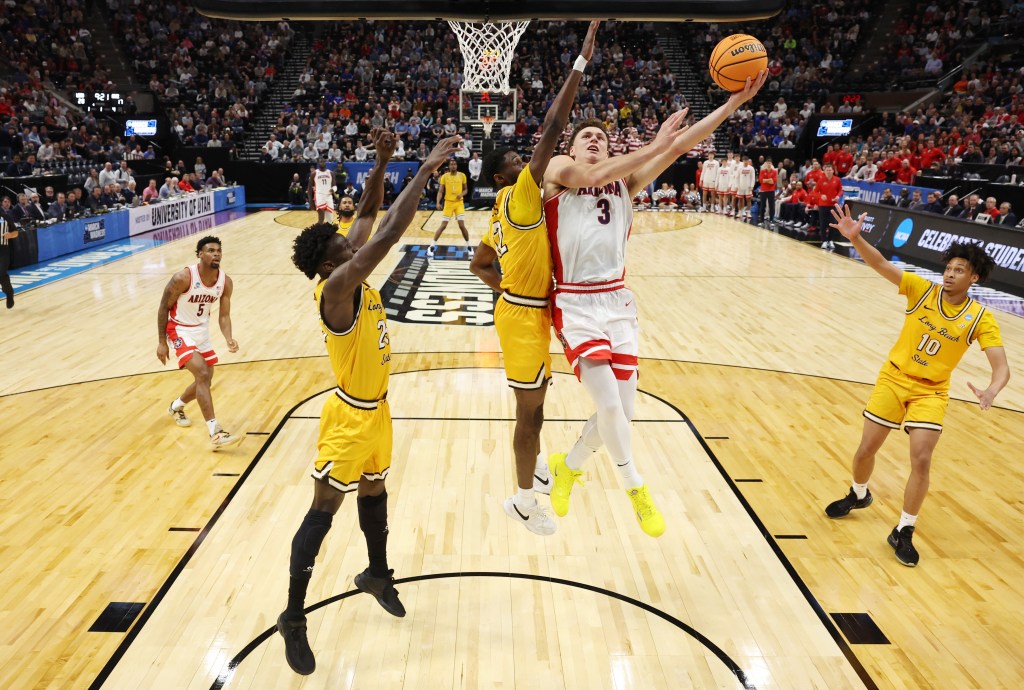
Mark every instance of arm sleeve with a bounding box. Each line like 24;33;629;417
504;166;543;228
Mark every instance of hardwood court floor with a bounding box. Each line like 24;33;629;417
0;210;1020;689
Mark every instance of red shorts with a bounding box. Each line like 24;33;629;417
167;321;218;369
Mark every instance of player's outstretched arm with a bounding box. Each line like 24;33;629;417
545;111;685;191
626;72;768;196
325;136;462;299
528;21;599;185
156;269;189;364
968;347;1010;411
829;203;902;285
347;128;396;250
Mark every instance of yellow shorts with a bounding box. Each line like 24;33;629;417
312;393;392;492
863;361;948;433
495;293;552;389
442;200;465;219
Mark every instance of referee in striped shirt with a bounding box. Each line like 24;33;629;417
1;197;18;309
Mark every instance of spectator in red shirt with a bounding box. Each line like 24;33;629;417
835;144;855;177
757;160;778;225
804;160;825;190
822;145;838;169
895;159;917;185
816;164;844;249
780;180;810;227
919;139;946;169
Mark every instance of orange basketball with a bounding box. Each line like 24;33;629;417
709;34;768;92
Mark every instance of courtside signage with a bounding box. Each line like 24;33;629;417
129;190;216;236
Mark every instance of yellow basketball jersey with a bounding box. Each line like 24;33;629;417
440;171;467;202
482;167;552;300
336;217;355;237
887;272;1002;384
314;279;390;401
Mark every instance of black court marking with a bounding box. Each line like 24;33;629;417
88;367;878;690
290;415;680;423
212;473;240;477
734;478;763;483
704;435;730;440
246;431;270;436
210;572;755;690
830;613;890;645
639;389;880;690
774;534;808;540
88;389;324;690
89;603;145;633
169;527;202;532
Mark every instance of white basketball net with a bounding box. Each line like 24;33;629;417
447;20;530;94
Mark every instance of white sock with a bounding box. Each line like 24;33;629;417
617;458;644;489
515;488;536;508
171;398;186;411
852;482;868;500
898;511;917;530
535;452;549;477
207;419;220;436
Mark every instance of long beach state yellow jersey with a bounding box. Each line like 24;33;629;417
887;272;1001;385
314;279;390;401
336;217;355;237
481;167;552;299
440;171;467;202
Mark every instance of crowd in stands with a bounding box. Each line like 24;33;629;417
255;20;682;163
105;0;297;156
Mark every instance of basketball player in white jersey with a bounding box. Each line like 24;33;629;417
157;236;241;449
543;72;767;537
308;161;336;223
701;151;719;212
736;156;756;219
716;152;734;215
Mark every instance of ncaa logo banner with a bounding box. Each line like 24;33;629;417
379;245;498;325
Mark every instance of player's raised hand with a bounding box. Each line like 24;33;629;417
967;381;996;410
653;108;689;148
581;21;600;60
425;136;463;170
829;203;866;241
727;70;769;108
373;128;398;161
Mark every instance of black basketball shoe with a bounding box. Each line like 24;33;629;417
824;488;873;518
354;568;407;617
277;612;315;675
887;526;920;567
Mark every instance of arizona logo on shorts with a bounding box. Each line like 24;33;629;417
173;338;184;348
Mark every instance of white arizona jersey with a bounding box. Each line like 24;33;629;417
727;160;741;191
170;263;226;327
313;169;334;210
545;178;633;286
737;164;756;192
702;158;720;185
716;160;734;191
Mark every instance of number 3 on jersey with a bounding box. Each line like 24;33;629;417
492;221;508;257
595;198;611;224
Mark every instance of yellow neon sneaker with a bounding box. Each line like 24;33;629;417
548;452;584;517
627;485;665;537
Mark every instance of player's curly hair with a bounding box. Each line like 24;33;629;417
943;241;995;283
196;235;221;253
291;223;339;280
567;118;608;152
481;147;515;188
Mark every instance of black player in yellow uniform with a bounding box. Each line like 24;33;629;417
824;204;1010;567
335;195;356;236
469;21;600;536
426;160;470;257
277;131;462;676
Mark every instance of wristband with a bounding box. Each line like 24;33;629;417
573;55;588;73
